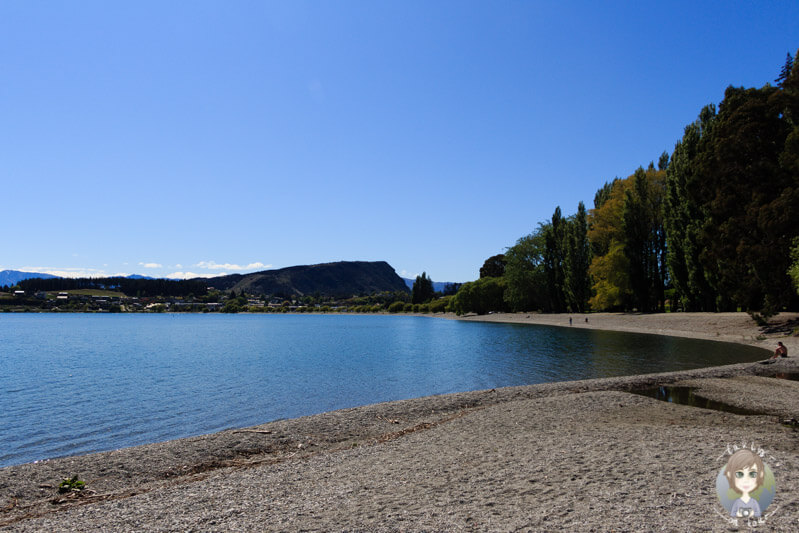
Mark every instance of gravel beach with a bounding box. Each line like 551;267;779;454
2;312;798;532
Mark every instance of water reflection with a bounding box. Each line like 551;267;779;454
478;322;768;386
631;385;765;416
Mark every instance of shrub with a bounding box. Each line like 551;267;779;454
452;277;508;315
429;297;451;313
221;301;241;313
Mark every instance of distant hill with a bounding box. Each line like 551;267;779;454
205;261;410;298
0;270;58;286
402;277;461;293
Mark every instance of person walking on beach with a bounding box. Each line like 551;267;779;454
771;342;788;359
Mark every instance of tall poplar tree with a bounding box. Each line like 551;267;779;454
622;167;667;312
664;51;799;313
543;207;567;312
588;179;633;310
664;107;719;311
588;167;667;312
564;201;591;312
658;151;670;171
700;86;795;311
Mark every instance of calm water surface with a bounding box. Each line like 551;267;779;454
0;314;767;467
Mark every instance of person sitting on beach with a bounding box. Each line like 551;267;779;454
771;342;788;359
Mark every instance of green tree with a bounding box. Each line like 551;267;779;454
702;86;796;312
663;55;799;314
622;167;667;312
428;296;451;313
776;51;795;87
789;237;799;296
411;272;435;304
564;201;592;312
658;151;670;171
441;282;462;296
664;108;718;311
479;254;506;278
544;207;567;312
221;300;241;313
503;226;548;312
451;277;507;315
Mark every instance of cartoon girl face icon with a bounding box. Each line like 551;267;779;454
716;449;776;519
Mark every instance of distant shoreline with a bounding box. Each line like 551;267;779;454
457;311;799;351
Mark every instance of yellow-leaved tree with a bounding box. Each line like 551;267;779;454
588;178;632;311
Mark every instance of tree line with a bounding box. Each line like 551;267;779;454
18;276;209;298
453;50;799;316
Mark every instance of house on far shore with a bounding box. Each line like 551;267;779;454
14;290;25;296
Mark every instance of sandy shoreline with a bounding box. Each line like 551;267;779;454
455;311;798;347
2;312;799;531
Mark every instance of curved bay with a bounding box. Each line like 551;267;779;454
0;314;766;467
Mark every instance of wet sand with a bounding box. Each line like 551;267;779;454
2;312;798;531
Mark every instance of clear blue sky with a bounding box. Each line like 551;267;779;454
2;1;797;282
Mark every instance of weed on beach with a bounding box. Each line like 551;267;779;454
57;476;85;494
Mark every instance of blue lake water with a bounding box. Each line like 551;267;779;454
0;314;767;467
